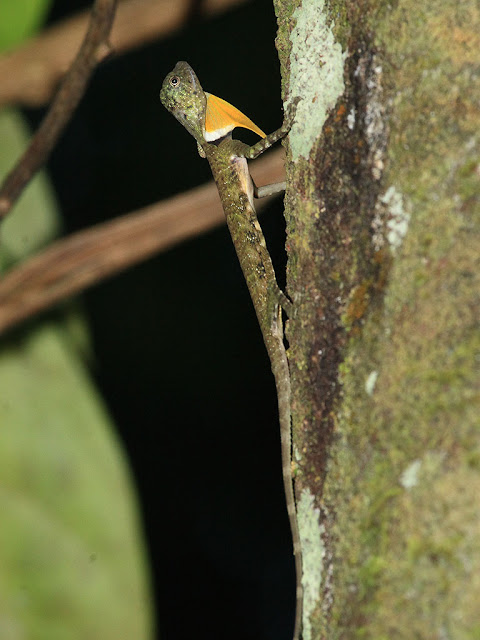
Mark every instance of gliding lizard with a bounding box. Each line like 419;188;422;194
160;62;302;640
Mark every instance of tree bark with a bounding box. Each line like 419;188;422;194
275;0;480;637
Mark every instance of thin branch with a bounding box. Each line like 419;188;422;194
0;150;285;335
0;0;249;109
0;0;118;220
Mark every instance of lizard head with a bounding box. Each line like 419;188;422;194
160;61;207;145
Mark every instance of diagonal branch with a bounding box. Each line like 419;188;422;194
0;149;285;335
0;0;118;220
0;0;249;109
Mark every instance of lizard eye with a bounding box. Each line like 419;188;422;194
170;75;180;87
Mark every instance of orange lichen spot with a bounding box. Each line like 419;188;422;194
335;104;347;121
344;281;371;328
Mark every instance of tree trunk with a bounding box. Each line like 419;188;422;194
274;0;480;637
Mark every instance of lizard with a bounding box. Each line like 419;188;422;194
160;61;302;640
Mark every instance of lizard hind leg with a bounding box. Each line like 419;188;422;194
268;281;294;336
275;285;294;317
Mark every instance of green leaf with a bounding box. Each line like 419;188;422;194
0;0;53;53
0;109;61;271
0;113;153;638
0;324;153;640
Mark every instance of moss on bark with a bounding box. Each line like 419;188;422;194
275;0;480;637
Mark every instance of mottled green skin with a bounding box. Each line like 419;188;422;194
160;62;303;640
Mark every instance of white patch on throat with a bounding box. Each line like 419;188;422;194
204;125;234;142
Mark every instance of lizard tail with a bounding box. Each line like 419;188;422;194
271;336;303;640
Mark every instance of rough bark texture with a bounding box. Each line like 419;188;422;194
274;0;480;638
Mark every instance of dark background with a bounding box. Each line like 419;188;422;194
26;1;296;638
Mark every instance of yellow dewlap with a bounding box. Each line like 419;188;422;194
204;92;266;142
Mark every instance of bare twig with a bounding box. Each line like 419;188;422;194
0;0;118;220
0;150;285;335
0;0;249;109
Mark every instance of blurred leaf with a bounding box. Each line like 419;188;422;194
0;323;153;640
0;113;153;638
0;0;53;53
0;109;61;271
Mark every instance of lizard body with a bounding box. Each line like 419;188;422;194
160;62;302;640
